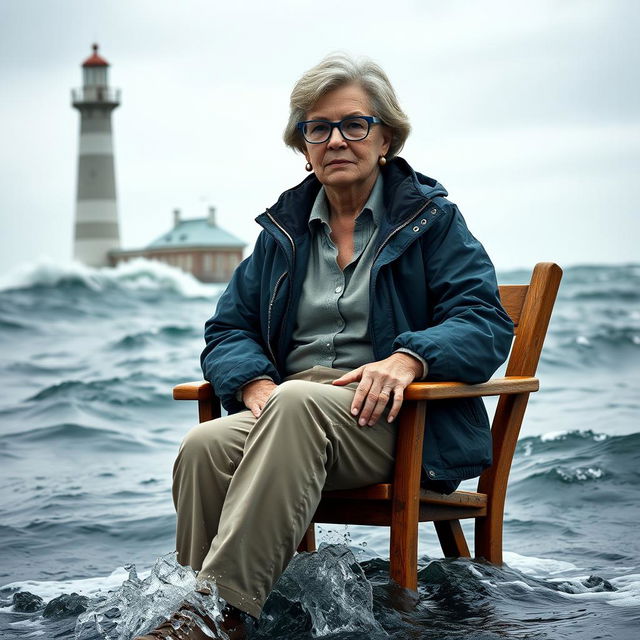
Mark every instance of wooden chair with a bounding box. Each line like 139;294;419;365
173;262;562;591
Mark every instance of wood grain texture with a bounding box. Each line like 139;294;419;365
315;489;488;526
313;501;487;525
198;396;220;422
404;376;538;401
420;490;487;508
297;524;316;553
506;263;563;378
389;401;426;589
173;380;213;401
498;285;528;329
313;500;393;526
319;487;488;506
419;504;487;522
434;520;471;558
474;262;562;563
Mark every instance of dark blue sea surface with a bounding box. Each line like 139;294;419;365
0;260;638;638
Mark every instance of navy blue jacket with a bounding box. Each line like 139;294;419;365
201;157;513;483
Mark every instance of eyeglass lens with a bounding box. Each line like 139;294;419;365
303;117;370;143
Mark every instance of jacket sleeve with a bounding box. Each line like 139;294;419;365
392;203;513;384
200;233;281;412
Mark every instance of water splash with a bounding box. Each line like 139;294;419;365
262;544;386;638
75;546;385;640
75;554;222;640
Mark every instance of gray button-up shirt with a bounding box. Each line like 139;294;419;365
285;176;385;376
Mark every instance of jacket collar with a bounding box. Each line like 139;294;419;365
259;157;448;240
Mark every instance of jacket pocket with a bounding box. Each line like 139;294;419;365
428;398;492;470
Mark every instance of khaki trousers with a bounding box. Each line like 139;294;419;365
172;366;397;619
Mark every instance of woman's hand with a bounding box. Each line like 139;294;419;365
332;353;423;426
242;379;278;418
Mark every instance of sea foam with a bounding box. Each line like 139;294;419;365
0;258;222;299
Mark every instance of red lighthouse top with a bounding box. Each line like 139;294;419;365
82;44;109;68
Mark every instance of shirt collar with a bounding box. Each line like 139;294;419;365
308;173;386;231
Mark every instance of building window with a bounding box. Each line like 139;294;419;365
203;253;213;272
215;253;224;276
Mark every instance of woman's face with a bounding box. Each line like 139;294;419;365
303;83;391;192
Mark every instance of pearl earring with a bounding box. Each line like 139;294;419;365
305;162;313;172
378;156;387;167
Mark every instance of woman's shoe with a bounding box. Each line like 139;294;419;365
133;599;255;640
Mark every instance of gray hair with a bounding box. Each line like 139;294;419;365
283;53;411;159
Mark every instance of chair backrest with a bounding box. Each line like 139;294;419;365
500;262;563;378
478;262;562;497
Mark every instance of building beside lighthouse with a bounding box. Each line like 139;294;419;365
71;44;121;266
109;206;246;283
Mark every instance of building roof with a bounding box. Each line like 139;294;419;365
83;44;109;67
147;218;246;250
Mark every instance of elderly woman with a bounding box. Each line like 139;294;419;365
136;54;513;639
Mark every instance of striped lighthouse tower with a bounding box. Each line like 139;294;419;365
71;44;121;267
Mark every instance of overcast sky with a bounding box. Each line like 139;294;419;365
0;0;638;274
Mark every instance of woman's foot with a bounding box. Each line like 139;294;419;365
133;599;255;640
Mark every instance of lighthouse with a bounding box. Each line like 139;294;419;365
71;44;121;267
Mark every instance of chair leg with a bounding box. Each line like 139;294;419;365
297;524;316;553
389;518;419;590
388;401;425;590
474;515;503;564
434;520;471;558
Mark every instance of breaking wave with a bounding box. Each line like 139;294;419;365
0;257;223;299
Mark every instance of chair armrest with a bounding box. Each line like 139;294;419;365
404;376;539;401
172;376;538;402
173;380;212;401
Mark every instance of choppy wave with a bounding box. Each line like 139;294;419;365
512;431;640;488
110;325;199;351
533;465;608;483
26;375;170;407
0;422;150;450
0;258;223;298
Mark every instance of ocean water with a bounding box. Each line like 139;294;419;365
0;259;638;639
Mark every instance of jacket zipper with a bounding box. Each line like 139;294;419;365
264;209;296;364
371;199;432;266
265;210;296;262
267;271;288;364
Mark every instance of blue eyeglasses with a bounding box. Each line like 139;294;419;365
297;116;382;144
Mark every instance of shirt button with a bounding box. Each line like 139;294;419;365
335;286;343;294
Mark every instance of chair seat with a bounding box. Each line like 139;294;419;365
316;485;488;525
323;484;486;506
